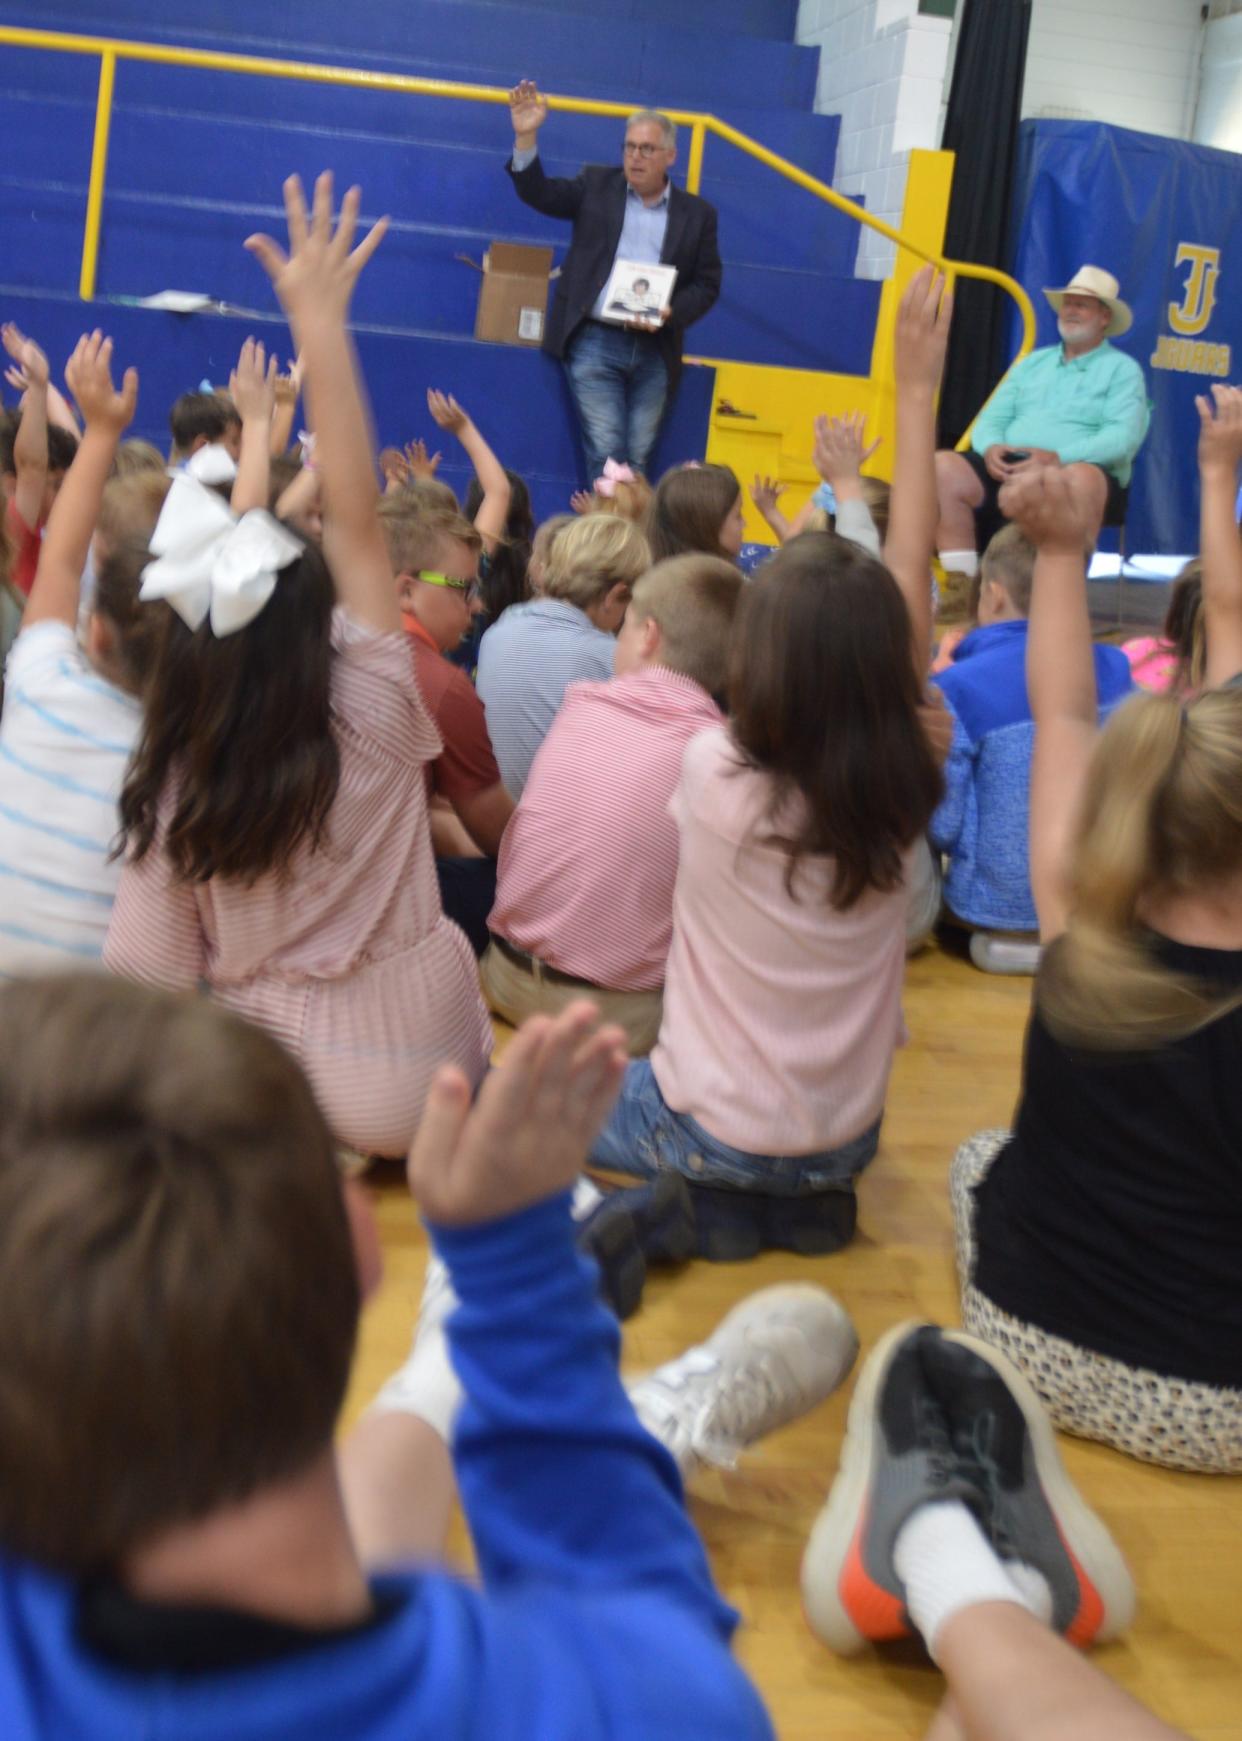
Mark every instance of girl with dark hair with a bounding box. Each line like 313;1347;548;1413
455;464;534;673
589;271;951;1259
105;175;491;1159
645;462;745;564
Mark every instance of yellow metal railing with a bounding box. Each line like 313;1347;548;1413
1;22;1036;436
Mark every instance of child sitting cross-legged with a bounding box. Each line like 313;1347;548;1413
0;972;865;1739
589;269;950;1260
475;512;649;797
0;331;161;978
930;521;1132;964
379;495;514;955
948;386;1242;1473
104;175;491;1158
483;553;743;1055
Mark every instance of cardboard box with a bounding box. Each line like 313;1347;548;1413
472;243;554;347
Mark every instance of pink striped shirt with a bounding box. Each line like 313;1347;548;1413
105;609;492;1155
489;666;722;991
652;726;912;1154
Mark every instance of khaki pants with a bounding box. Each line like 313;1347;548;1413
480;941;663;1057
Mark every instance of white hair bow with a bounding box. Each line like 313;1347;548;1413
140;474;304;637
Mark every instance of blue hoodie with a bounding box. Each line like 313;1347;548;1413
0;1196;774;1741
931;618;1132;930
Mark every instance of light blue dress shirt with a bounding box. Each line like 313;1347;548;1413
510;148;671;320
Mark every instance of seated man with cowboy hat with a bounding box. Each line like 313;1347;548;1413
934;265;1150;580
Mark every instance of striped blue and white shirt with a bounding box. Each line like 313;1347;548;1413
0;621;141;978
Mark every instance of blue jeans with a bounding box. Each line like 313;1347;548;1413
563;321;670;484
589;1059;881;1193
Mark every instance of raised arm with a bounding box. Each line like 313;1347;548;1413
247;174;398;634
409;1005;744;1635
427;390;512;554
270;353;302;455
1000;467;1097;942
1195;383;1242;689
885;268;952;677
2;324;51;534
506;80;586;218
813;412;882;558
749;476;791;543
23;332;137;632
228;336;277;517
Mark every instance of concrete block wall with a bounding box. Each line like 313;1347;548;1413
796;0;952;278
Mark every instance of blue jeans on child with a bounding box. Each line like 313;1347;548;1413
563;321;669;483
589;1059;881;1192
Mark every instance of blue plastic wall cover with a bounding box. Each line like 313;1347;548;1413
1010;119;1242;555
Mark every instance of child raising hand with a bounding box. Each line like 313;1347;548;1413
105;175;492;1158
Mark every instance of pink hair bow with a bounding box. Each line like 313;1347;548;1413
594;458;636;498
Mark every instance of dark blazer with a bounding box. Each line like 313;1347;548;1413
506;157;722;389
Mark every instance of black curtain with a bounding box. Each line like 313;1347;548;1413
936;0;1033;448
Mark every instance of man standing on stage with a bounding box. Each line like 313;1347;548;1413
507;80;723;484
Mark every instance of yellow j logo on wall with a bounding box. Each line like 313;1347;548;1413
1167;243;1220;336
1151;243;1230;378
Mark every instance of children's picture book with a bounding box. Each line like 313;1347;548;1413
599;260;678;324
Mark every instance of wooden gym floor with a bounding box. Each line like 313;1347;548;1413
342;941;1242;1740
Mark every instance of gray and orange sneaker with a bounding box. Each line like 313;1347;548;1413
801;1322;1135;1656
927;1330;1136;1647
801;1322;979;1654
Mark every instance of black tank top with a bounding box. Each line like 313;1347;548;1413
973;937;1242;1388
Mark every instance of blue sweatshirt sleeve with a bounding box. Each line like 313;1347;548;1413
430;1195;738;1639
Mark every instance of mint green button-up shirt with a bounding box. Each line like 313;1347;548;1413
971;341;1150;486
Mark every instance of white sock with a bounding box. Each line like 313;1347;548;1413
1006;1558;1055;1625
369;1318;463;1444
893;1500;1028;1660
939;549;979;579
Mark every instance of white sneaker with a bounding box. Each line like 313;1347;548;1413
628;1285;859;1479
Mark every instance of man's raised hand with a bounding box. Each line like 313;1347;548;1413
64;330;137;435
509;79;550;143
245;173;388;327
407;1003;628;1229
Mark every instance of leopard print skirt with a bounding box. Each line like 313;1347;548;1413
950;1130;1242;1474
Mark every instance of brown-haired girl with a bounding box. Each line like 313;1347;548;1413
0;331;159;978
589;271;951;1258
950;389;1242;1472
645;462;745;564
105;176;491;1158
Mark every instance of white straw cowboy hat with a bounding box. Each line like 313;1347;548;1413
1043;265;1133;339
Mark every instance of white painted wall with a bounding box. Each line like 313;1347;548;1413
1196;13;1242;150
1021;0;1205;138
795;0;1217;282
796;0;952;278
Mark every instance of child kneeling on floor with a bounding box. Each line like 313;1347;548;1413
589;270;950;1258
